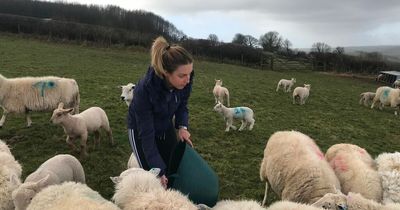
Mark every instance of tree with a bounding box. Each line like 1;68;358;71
244;35;258;48
232;33;246;45
259;31;282;52
282;38;292;55
208;34;219;46
311;42;331;71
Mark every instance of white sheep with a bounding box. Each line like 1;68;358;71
50;103;114;158
0;74;80;128
276;78;296;93
346;192;400;210
213;79;230;106
111;168;197;210
292;84;311;105
212;200;265;210
119;83;135;106
371;86;400;115
393;79;400;88
0;140;22;210
12;154;85;210
26;182;121;210
375;152;400;204
259;131;341;206
213;102;255;132
325;143;382;202
359;92;376;106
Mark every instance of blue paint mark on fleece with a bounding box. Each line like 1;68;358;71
233;107;246;118
32;81;56;97
380;88;390;102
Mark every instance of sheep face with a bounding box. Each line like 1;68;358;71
292;78;296;83
215;79;223;86
304;84;311;90
12;176;49;210
50;108;74;124
213;102;224;113
119;83;135;105
312;193;348;210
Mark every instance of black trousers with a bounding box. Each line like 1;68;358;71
128;124;178;175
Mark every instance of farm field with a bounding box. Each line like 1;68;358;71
0;34;399;204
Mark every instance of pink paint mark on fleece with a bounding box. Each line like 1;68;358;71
358;148;366;156
330;155;348;172
310;143;324;160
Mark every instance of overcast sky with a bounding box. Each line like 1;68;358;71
49;0;400;48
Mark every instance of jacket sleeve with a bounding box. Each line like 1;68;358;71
129;85;167;175
175;71;194;129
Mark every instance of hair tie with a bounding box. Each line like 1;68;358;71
166;45;171;50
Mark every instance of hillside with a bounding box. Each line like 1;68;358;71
344;45;400;62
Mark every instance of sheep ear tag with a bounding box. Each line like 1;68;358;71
149;168;161;176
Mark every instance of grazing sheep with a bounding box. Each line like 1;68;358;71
276;78;296;92
325;143;382;202
213;79;230;106
213;102;255;132
212;200;265;210
260;131;341;206
127;153;139;168
0;140;22;210
371;86;400;115
393;79;400;88
12;154;85;210
359;92;376;106
26;182;120;210
346;192;400;210
375;152;400;204
0;74;79;128
119;83;135;106
50;103;114;158
111;168;197;210
376;73;384;81
292;84;311;105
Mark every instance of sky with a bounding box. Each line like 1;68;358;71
48;0;400;48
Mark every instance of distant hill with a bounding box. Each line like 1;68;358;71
344;45;400;62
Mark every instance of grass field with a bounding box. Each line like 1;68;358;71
0;33;399;204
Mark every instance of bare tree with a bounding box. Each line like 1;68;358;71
311;42;331;71
282;38;292;55
245;35;258;48
232;33;246;45
208;33;219;46
259;31;282;52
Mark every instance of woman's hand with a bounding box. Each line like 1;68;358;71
160;175;168;189
178;127;193;147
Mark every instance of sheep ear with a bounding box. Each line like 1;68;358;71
9;173;20;186
58;102;64;109
33;174;50;190
118;85;123;89
149;168;161;176
132;84;136;90
110;176;122;184
62;108;74;114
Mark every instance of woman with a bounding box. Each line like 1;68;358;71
127;36;194;188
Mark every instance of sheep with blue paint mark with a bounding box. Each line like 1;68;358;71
213;102;255;132
371;86;400;115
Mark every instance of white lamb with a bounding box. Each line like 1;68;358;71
359;92;376;106
276;78;296;93
213;79;230;106
325;143;382;202
213;102;255;132
50;103;114;158
111;168;197;210
393;79;400;88
212;200;265;210
0;140;22;210
119;83;135;106
292;84;311;105
259;131;341;206
346;192;400;210
375;152;400;204
12;154;85;210
26;182;121;210
0;74;80;128
371;86;400;115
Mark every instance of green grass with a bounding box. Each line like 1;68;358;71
0;33;399;204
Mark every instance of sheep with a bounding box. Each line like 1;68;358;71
0;74;79;128
213;79;230;106
375;152;400;204
259;131;341;206
393;79;400;88
50;103;114;158
359;92;376;106
325;143;382;202
292;84;311;105
12;154;85;210
213;102;255;132
370;86;400;115
0;140;22;210
346;192;400;210
127;153;139;168
119;83;135;106
111;168;197;210
212;200;265;210
276;78;296;93
376;73;384;81
26;181;121;210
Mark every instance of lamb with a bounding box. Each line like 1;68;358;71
325;143;382;202
259;131;341;206
276;78;296;92
211;200;265;210
213;79;230;106
346;192;400;210
119;83;135;106
359;92;376;106
12;154;85;210
375;152;400;204
111;168;197;210
292;84;311;105
370;86;400;115
0;74;79;128
26;182;121;210
0;140;22;210
393;79;400;88
50;103;114;158
213;102;255;132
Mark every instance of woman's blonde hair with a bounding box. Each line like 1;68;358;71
151;36;193;77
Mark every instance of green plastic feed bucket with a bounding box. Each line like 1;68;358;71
167;141;219;207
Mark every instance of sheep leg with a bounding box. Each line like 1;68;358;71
225;119;231;132
93;131;100;150
66;136;79;152
25;110;32;127
80;132;88;159
276;83;280;92
0;108;8;128
248;119;255;130
292;96;296;104
262;181;269;206
106;127;115;146
238;120;246;131
359;97;364;105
